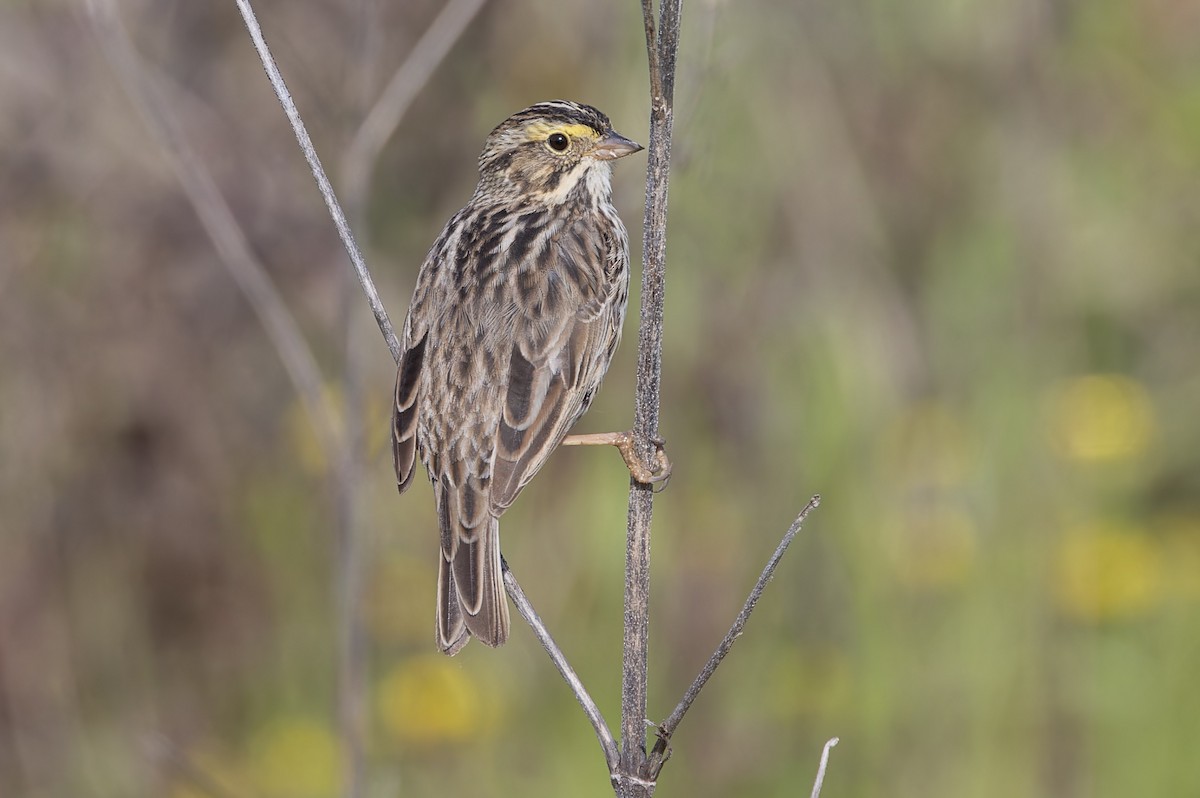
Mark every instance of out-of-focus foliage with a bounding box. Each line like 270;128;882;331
3;0;1199;796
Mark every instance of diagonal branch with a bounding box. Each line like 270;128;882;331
502;563;620;773
232;0;400;363
648;495;822;774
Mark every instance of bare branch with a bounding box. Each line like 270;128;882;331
617;0;683;792
810;737;839;798
648;495;821;773
341;0;488;215
86;0;343;467
640;0;662;104
502;562;620;773
231;0;401;362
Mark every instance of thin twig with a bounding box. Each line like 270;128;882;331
640;0;662;104
648;495;822;774
810;737;839;798
85;0;343;467
232;0;400;362
617;1;683;793
341;0;488;215
502;562;620;773
655;0;682;108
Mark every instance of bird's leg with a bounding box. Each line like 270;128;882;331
560;431;672;486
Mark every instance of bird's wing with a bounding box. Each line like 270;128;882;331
391;331;426;494
392;231;450;495
490;217;625;511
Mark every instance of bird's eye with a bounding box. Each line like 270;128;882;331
547;132;570;152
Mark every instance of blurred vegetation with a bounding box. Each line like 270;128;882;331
3;0;1200;796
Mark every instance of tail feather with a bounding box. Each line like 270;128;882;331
436;553;469;654
455;516;509;647
435;477;510;654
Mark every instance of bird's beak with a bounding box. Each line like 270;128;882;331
592;130;643;160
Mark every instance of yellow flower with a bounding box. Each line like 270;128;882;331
1046;374;1155;463
247;716;339;798
1055;522;1162;621
377;655;489;745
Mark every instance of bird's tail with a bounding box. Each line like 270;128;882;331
435;479;510;655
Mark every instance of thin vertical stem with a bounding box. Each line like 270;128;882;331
619;0;683;787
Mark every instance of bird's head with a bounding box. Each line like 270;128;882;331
476;101;642;204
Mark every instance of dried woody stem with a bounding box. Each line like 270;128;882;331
609;1;681;795
621;2;832;794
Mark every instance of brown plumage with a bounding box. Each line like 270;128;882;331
392;101;642;654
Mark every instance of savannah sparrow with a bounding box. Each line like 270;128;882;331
392;101;643;654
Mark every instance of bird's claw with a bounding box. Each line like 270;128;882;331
615;434;672;489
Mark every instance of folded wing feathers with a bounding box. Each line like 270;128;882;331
392;334;427;494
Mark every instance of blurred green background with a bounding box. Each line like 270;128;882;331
3;0;1200;796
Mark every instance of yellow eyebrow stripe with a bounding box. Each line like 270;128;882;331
525;122;598;141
